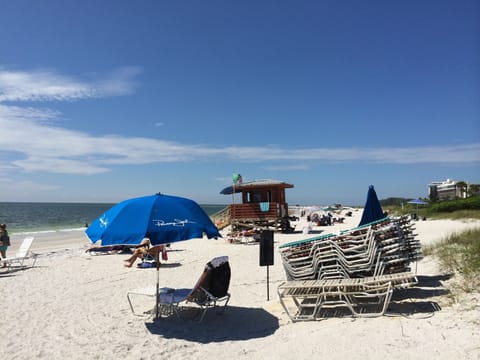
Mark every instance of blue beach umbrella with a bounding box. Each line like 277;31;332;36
86;193;221;320
358;185;385;227
407;198;427;217
220;185;237;195
407;198;427;205
86;193;221;246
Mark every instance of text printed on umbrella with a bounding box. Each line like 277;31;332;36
99;215;108;228
152;219;197;227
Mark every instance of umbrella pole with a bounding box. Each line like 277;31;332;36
232;183;235;230
155;251;160;320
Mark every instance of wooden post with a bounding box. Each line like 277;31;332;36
232;183;235;230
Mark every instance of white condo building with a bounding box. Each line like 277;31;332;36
428;179;474;200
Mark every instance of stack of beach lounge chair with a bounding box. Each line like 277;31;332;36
280;216;421;281
277;216;422;321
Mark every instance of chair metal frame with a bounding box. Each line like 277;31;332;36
277;272;418;322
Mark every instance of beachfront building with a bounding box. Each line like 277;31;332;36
428;179;480;201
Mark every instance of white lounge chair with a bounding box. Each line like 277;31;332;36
0;236;38;270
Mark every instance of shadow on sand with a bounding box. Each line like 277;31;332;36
314;274;451;319
386;274;453;316
145;305;279;342
0;265;37;276
157;262;182;269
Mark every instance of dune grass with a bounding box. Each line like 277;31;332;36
426;209;480;220
423;227;480;292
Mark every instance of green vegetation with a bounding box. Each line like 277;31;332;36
423;228;480;292
423;210;480;220
429;196;480;212
379;197;410;207
382;195;480;220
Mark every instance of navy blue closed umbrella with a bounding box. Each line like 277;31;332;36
358;185;385;226
86;193;221;246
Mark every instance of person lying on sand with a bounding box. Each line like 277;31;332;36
86;238;151;255
85;244;132;254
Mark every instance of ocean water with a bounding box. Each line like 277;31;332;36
0;202;227;235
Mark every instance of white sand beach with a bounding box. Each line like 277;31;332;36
1;211;480;360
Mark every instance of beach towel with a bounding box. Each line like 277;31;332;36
161;246;168;261
260;202;270;212
137;261;158;268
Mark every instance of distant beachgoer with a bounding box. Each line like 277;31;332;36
303;223;312;234
0;224;11;265
85;244;131;254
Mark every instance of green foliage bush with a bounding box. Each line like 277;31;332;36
379;197;410;207
429;196;480;213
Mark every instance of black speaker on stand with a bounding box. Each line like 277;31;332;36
259;230;274;266
259;230;274;300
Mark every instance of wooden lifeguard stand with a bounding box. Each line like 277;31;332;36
220;179;294;231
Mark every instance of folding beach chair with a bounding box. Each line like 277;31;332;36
127;256;231;322
0;236;38;270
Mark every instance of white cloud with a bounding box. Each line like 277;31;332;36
264;164;310;171
93;66;141;97
13;156;110;175
219;144;480;164
0;67;479;176
1;105;478;176
0;66;140;103
0;177;59;194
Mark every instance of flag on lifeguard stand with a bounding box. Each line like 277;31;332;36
232;173;242;185
231;173;242;220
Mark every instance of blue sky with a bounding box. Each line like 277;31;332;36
0;0;479;206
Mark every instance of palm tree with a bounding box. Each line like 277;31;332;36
468;184;480;197
456;181;468;199
429;187;439;202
